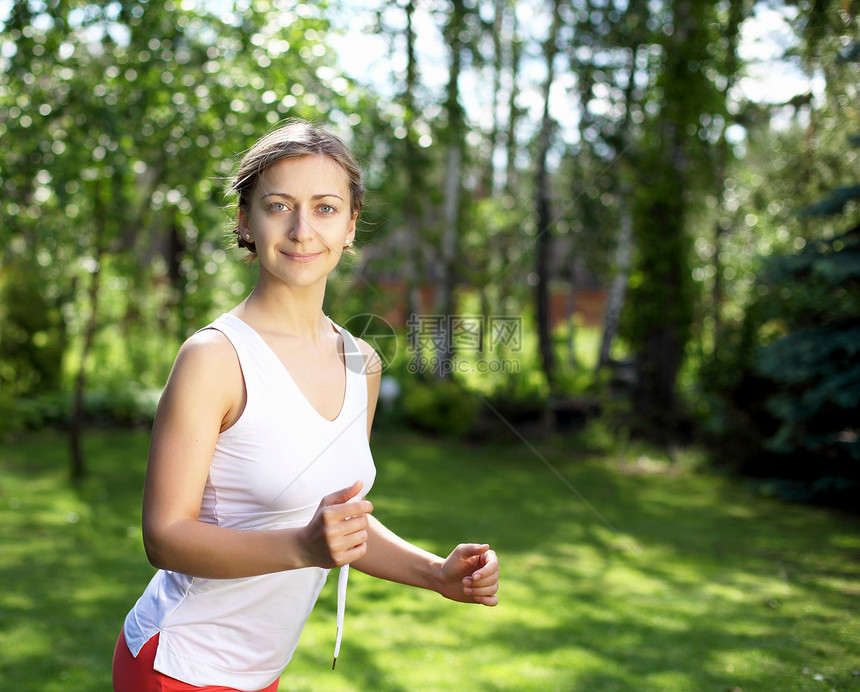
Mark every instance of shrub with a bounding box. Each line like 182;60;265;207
703;226;860;508
400;378;481;438
0;387;161;438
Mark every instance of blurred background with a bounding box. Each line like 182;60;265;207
1;0;858;507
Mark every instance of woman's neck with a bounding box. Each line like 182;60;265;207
236;279;330;343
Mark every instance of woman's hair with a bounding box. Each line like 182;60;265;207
229;119;365;254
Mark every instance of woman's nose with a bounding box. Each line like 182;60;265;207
288;211;316;242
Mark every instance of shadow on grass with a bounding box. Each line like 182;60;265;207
2;427;859;691
364;430;860;691
0;430;153;691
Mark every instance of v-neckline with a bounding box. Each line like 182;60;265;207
225;313;348;423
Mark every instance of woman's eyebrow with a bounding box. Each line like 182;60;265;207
260;192;345;201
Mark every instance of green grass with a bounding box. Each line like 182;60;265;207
1;427;859;691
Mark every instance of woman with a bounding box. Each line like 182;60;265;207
112;120;500;692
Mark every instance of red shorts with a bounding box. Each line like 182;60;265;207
112;629;280;692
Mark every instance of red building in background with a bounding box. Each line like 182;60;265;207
361;278;607;332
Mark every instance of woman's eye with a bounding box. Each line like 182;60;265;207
269;202;288;212
319;204;335;214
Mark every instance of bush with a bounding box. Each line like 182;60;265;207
400;378;481;438
702;226;860;509
0;386;161;438
0;258;66;397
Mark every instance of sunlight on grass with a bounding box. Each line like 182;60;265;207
1;428;859;691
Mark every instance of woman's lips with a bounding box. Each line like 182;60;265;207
284;252;322;263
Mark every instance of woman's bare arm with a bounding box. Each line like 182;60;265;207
141;330;372;579
352;339;500;605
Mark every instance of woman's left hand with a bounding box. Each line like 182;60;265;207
438;543;499;606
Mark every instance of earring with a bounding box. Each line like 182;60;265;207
344;240;352;248
244;233;251;240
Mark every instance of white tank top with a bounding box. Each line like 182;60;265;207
122;313;376;690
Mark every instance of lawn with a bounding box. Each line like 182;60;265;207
1;426;858;691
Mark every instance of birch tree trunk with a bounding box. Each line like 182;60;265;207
711;0;745;347
534;0;562;393
435;0;467;377
566;263;578;366
484;0;505;197
401;0;423;321
597;187;633;370
597;40;642;371
498;2;522;318
504;6;522;197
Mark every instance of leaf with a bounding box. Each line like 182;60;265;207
798;185;860;217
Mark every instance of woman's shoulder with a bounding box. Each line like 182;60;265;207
156;323;245;425
173;325;240;377
353;337;382;377
345;336;382;396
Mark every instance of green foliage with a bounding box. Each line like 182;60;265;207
399;378;481;438
618;0;730;434
0;0;856;506
0;257;65;396
690;2;860;507
799;184;860;217
625;169;697;343
755;231;860;328
0;0;358;399
703;224;860;506
0;387;161;440
730;16;860;500
752;228;860;460
757;322;860;455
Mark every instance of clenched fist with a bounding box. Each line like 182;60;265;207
300;481;374;569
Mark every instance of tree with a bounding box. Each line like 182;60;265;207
0;0;347;475
433;0;470;377
572;0;651;372
745;223;860;504
621;0;730;439
701;13;860;507
534;0;564;392
364;0;431;322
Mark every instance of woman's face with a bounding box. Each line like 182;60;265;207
239;154;357;290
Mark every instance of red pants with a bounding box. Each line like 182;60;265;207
112;629;280;692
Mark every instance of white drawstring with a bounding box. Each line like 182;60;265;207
332;564;349;669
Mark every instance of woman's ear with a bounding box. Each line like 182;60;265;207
238;206;253;242
346;211;358;246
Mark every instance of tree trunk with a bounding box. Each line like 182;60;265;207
436;143;462;376
596;43;641;372
566;267;578;367
534;0;562;393
69;183;108;481
711;0;745;349
401;0;423;322
597;185;634;370
483;0;505;197
495;1;521;318
435;0;467;377
504;7;522;196
628;0;706;439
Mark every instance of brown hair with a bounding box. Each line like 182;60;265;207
229;119;365;254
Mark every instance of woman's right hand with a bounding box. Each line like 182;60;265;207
300;481;374;568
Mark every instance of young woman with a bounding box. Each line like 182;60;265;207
112;120;500;692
